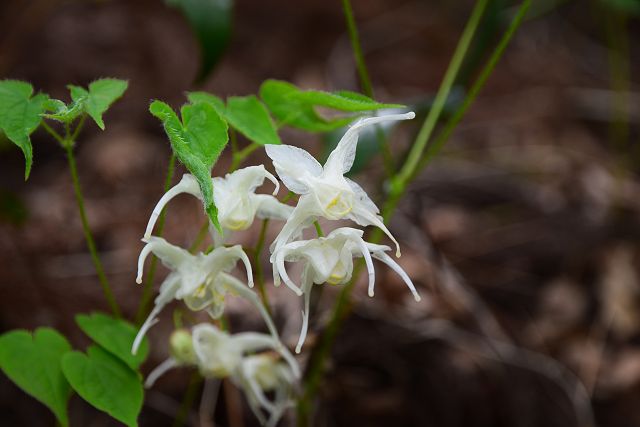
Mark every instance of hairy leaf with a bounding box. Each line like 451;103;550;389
62;346;143;427
0;328;72;426
150;100;228;231
84;79;128;130
0;80;49;179
76;313;149;370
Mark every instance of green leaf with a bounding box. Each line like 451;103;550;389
150;100;228;231
260;80;403;133
75;313;149;370
0;328;72;426
293;90;403;112
225;95;281;145
0;80;49;179
167;0;233;81
83;79;128;130
43;93;87;124
260;80;352;132
187;91;225;115
62;346;143;427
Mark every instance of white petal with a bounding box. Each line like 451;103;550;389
265;144;322;194
132;275;180;354
347;205;400;257
222;273;280;341
140;237;192;276
145;358;179;388
275;249;303;296
323;112;415;176
295;265;314;354
254;195;293;221
144;174;200;239
371;250;421;302
354;238;376;297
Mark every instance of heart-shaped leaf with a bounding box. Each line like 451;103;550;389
0;80;49;179
62;345;143;427
150;99;228;232
0;328;72;426
75;313;149;370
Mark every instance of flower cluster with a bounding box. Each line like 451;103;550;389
135;111;420;425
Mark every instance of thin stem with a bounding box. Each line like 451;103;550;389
253;219;272;314
135;153;177;325
341;0;396;176
313;220;324;237
64;142;121;317
391;0;489;195
41;121;65;145
189;220;210;253
341;0;373;97
230;142;259;171
171;371;203;427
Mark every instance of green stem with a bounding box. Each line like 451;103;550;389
230;142;259;171
135;153;176;325
253;219;272;314
189;220;210;253
313;220;324;237
341;0;373;97
391;0;489;195
64;142;121;317
341;0;396;176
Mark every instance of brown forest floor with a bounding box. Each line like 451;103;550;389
1;0;639;426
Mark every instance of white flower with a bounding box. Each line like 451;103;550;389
265;112;415;258
132;236;278;354
144;165;293;238
145;324;299;427
273;227;421;353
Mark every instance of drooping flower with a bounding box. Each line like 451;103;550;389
146;324;299;427
144;165;293;239
132;236;278;354
265;112;415;259
272;227;421;353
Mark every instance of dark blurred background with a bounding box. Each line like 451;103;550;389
1;0;640;426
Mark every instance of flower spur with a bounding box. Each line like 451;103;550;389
132;236;278;354
272;227;421;353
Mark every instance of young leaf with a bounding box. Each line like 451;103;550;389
149;100;228;231
62;346;143;427
0;80;49;179
187;91;225;115
82;79;128;130
293;90;403;112
75;313;149;370
224;95;281;145
0;328;72;427
260;80;352;132
259;80;406;132
43;93;88;124
166;0;232;81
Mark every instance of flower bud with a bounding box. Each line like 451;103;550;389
170;329;196;364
